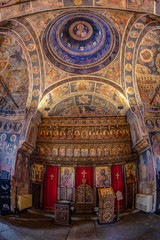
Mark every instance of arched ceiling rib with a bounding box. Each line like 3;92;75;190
38;79;129;117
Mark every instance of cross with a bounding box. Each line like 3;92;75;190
81;170;87;178
50;174;54;180
116;173;119;180
82;107;86;114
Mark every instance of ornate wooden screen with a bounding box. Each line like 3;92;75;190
60;187;73;201
75;183;94;213
32;116;137;167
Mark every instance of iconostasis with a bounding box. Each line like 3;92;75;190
31;116;138;209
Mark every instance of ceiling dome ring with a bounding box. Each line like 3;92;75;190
42;10;120;75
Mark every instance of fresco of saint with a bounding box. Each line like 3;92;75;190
61;167;74;188
96;167;110;187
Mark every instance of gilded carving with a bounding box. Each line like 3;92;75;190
33;117;134;166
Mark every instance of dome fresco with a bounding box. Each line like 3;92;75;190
42;11;119;74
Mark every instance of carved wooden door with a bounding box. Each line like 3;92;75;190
75;183;94;213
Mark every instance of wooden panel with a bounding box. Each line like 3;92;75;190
75;183;94;213
98;188;115;224
32;116;136;167
55;203;71;225
32;183;41;209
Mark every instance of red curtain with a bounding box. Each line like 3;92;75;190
76;167;93;188
111;165;124;210
44;166;59;210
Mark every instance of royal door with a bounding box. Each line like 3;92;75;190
75;168;94;213
75;181;94;213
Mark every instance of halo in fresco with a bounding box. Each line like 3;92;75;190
1;133;6;141
42;11;119;74
69;21;93;41
10;134;17;142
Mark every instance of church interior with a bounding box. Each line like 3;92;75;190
0;0;160;239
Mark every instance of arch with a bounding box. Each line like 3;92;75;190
0;19;43;115
124;15;160;110
134;24;160;111
38;78;130;117
0;1;156;23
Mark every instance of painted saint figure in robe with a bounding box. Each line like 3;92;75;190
117;129;122;137
89;130;95;139
59;130;66;139
46;130;52;137
53;129;59;138
74;130;80;139
96;167;110;187
67;129;73;139
61;167;74;188
40;129;45;137
96;129;103;139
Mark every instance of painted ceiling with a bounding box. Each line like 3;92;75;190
0;19;42;115
42;11;119;74
27;9;131;89
0;32;29;113
39;80;129;117
123;15;160;113
136;28;160;108
0;0;158;22
0;4;159;119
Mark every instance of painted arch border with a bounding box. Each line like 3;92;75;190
0;18;44;115
124;14;160;110
38;76;130;116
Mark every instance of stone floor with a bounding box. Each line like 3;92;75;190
0;210;160;240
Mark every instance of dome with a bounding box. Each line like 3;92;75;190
42;11;119;74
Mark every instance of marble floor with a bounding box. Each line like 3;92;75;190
0;210;160;240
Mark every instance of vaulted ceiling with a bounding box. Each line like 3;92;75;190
0;1;159;119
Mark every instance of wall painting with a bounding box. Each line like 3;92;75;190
60;167;74;188
32;164;44;182
96;167;110;187
125;162;137;184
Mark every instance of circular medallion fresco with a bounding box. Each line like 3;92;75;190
43;11;119;74
140;49;153;62
69;21;93;41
